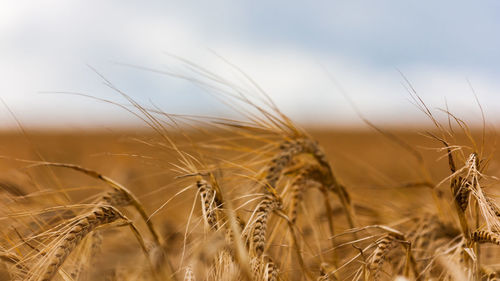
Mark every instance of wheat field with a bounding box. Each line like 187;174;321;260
0;72;499;281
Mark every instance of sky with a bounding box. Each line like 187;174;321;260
1;1;500;130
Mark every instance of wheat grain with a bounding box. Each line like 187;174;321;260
262;257;278;281
471;230;500;245
249;195;282;257
34;205;121;281
369;234;397;280
451;176;471;212
197;179;222;231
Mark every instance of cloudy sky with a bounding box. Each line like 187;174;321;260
1;1;500;129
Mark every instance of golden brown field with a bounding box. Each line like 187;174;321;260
0;117;499;281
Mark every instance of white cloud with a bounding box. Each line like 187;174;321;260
0;1;499;129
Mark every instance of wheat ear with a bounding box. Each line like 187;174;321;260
451;177;472;212
471;230;500;245
265;139;305;188
267;138;356;228
262;256;278;281
369;234;398;280
197;179;222;231
249;195;282;257
35;205;121;281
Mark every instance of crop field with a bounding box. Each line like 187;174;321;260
3;0;500;280
0;93;499;281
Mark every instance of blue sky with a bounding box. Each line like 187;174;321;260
1;1;499;129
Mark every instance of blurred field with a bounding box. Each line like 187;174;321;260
0;129;495;198
0;128;498;280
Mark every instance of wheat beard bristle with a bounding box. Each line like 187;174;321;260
36;205;121;281
250;195;282;256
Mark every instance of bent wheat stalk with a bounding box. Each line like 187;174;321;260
29;162;163;247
